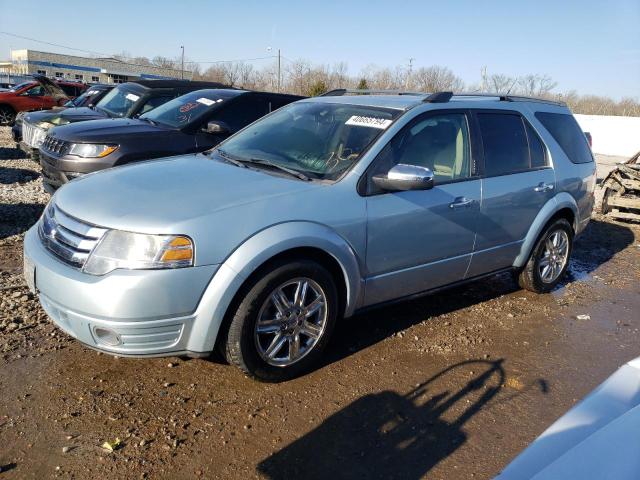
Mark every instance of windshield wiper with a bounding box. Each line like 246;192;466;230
216;149;247;168
243;158;311;181
140;117;157;126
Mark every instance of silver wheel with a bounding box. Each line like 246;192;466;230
254;277;328;367
539;230;569;283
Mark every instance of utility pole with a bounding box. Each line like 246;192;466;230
405;57;415;89
180;46;185;80
277;48;281;92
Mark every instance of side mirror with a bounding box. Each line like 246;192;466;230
204;120;230;135
372;164;434;192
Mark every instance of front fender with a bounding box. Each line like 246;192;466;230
186;221;363;353
513;192;579;268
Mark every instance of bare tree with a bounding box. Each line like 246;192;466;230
410;66;464;92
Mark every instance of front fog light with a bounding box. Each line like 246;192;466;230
83;231;194;275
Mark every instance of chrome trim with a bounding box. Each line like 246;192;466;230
22;122;47;148
38;204;106;268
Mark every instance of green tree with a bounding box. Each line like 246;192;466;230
307;80;328;97
357;78;369;90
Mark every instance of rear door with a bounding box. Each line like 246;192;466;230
466;110;555;277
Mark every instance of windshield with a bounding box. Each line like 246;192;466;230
215;102;402;180
9;82;34;92
96;86;140;117
67;88;100;107
140;90;234;128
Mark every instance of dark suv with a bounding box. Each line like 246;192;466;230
38;89;303;192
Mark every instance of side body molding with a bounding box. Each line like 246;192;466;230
513;192;579;268
186;221;363;353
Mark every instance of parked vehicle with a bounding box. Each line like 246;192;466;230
20;79;229;127
13;84;114;158
497;355;640;479
37;89;302;192
23;91;596;381
0;75;87;125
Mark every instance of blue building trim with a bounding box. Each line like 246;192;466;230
25;60;102;73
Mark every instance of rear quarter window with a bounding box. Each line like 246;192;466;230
535;112;593;164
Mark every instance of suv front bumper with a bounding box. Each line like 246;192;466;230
39;149;113;191
24;226;219;357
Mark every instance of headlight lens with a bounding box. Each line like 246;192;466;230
49;117;70;126
68;143;118;158
83;231;194;275
36;121;54;130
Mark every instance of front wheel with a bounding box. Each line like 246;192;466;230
517;218;574;293
223;259;338;382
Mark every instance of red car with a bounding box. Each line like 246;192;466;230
0;75;87;125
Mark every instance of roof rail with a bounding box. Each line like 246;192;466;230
453;93;566;107
320;89;427;97
423;91;453;103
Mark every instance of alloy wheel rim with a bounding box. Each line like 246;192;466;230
254;277;328;367
539;230;569;283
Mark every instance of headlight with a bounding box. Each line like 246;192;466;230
83;231;194;275
36;121;55;130
68;143;118;158
49;117;70;126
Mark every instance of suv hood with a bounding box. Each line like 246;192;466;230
48;106;109;124
33;74;68;99
49;118;172;143
54;154;323;233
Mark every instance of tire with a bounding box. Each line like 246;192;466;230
518;218;574;293
0;105;16;126
223;259;338;382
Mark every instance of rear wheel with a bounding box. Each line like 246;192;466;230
518;218;573;293
224;259;338;382
0;106;16;126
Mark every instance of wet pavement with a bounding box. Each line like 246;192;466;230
1;127;639;479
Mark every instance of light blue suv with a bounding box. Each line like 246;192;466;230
23;90;596;381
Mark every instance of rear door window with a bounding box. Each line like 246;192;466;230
535;112;593;164
478;113;530;176
526;123;547;168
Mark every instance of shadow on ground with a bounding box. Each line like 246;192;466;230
0;203;44;240
0;146;27;160
0;166;40;184
259;359;546;479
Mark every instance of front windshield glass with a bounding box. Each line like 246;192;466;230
9;82;34;92
96;87;140;117
67;88;97;107
216;102;402;180
140;90;234;128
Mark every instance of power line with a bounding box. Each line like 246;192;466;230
0;31;111;57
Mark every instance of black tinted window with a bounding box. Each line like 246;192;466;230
139;95;173;115
214;96;270;132
526;123;547;168
478;113;529;176
535;112;593;164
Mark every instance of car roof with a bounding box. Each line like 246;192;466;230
302;92;569;112
303;95;424;111
128;79;231;90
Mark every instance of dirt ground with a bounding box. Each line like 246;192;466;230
0;126;639;479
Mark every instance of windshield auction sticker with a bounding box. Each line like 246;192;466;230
125;93;140;102
345;115;393;129
196;98;216;106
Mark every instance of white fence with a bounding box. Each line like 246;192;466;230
574;114;640;158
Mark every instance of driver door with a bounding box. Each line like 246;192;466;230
363;110;481;305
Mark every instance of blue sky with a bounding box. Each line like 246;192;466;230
1;0;638;98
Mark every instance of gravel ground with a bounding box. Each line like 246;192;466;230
0;126;639;479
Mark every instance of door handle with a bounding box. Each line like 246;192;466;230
449;197;474;209
534;182;555;192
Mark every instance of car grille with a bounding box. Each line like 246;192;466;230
41;135;71;156
23;122;47;148
38;203;107;268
